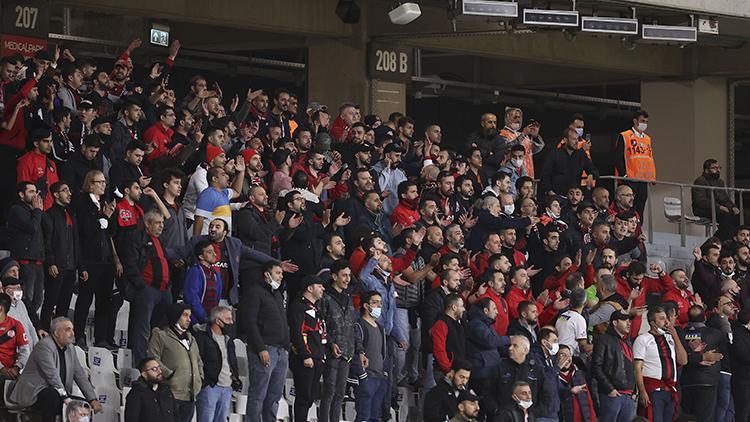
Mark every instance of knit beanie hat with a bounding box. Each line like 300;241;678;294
206;145;224;164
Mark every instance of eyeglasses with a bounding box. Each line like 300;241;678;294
144;366;162;373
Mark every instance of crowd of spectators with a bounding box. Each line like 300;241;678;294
0;37;746;422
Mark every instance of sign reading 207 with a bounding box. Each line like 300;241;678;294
2;0;50;38
368;42;413;82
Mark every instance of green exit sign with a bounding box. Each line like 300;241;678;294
150;27;169;47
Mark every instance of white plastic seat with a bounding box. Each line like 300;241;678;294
118;367;141;390
116;348;132;370
94;386;121;422
89;346;117;388
276;397;289;421
664;196;713;236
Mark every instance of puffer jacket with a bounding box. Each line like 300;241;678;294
318;282;361;359
147;326;204;401
394;248;425;309
466;305;507;379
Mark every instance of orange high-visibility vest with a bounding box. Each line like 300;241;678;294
557;138;591;186
617;129;656;181
501;128;536;179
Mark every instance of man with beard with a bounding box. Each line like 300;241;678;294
7;182;45;314
373;143;408;217
499;227;527;269
693;158;740;240
660;269;700;327
429;171;456;221
508;301;540;345
351;190;390;245
63;134;104;194
527;228;563;295
692;243;724;306
467;113;506;173
267;88;291;138
506;267;562;326
633;306;688;422
390;180;420;229
420;226;444;263
240;148;265;192
615;262;674;339
431;293;467;377
609;185;644;236
281;190;346;301
110;99;143;161
125;356;178;421
423;358;472;422
292;126;313;164
414;123;442;160
466;147;485;193
182;218;296;306
17;129;58;210
735;244;750;305
422;270;461;386
440;224;468;266
451;176;476;221
540;127;598;198
479;270;511;336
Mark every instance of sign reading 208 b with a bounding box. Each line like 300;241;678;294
368;43;413;82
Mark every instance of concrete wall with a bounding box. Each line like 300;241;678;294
641;77;728;237
627;0;750;18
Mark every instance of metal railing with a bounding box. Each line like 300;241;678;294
599;175;750;246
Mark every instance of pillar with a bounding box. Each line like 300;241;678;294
640;77;728;236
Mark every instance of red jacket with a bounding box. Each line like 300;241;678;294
470;252;490;280
143;122;174;162
350;246;417;277
479;288;510;336
615;269;674;338
505;286;558;326
330;115;351;142
0;78;37;152
391;201;420;227
17;150;58;210
543;264;595;291
661;287;697;328
293;163;348;201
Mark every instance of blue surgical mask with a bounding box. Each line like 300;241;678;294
370;306;382;319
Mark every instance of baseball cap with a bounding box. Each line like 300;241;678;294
457;389;481;402
610;310;634;322
306;102;327;114
383;143;404;154
300;274;324;290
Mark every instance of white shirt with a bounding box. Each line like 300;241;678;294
555;310;587;356
633;331;677;382
183;166;208;220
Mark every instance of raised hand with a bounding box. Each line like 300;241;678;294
168;39;181;60
126;38;142;53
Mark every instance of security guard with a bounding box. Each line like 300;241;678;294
615;110;655;218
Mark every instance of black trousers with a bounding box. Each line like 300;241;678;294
73;263;116;343
733;381;750;422
289;356;324;422
626;180;648;219
40;269;76;331
32;386;64;422
681;384;718;422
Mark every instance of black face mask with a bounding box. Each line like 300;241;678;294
220;323;236;338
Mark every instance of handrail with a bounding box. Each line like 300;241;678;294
598;175;748;246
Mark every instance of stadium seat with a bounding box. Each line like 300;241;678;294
276;397;289;421
94;386;121;422
89;346;117;388
118;368;140;390
116;348;132;370
664;196;713;235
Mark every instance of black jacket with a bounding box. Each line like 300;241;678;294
507;319;538;346
108;158;142;196
680;322;724;387
280;211;325;278
240;280;290;353
6;200;44;261
482;356;548;417
73;193;114;264
60;152;102;194
121;227;173;294
234;204;287;263
423;378;459;422
318;284;360;359
124;377;177;422
421;287;449;354
288;295;326;360
730;323;750;385
494;404;537;422
42;203;82;271
193;324;240;388
591;324;636;394
539;146;598;196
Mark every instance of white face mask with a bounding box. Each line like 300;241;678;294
637;122;648;132
267;275;281;291
511;158;524;168
547;342;559;355
11;290;22;302
79;417;89;422
510;122;521;131
575;128;584;137
370;306;382;319
655;327;667;335
546;210;559;219
518;399;533;410
503;204;515;215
